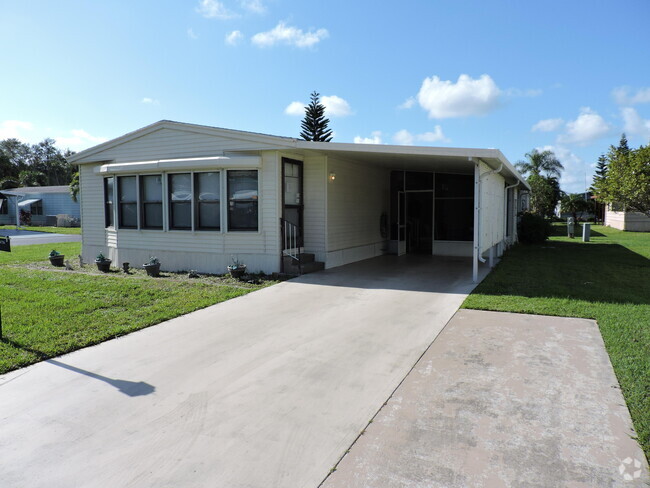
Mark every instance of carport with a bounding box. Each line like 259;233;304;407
299;142;530;282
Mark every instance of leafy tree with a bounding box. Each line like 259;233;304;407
69;171;80;202
0;177;19;190
560;193;592;221
299;92;333;142
0;138;75;186
18;170;46;187
601;142;650;217
516;149;564;179
528;174;561;218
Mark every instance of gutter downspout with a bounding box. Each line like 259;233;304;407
473;160;504;282
504;181;519;247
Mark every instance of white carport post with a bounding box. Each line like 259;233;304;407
472;158;480;283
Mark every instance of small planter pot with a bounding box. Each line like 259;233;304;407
228;265;247;279
49;255;65;267
95;259;112;273
143;263;161;277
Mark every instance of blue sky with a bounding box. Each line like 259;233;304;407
1;0;649;193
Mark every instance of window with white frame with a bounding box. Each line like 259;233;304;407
105;169;255;232
169;173;192;230
195;172;220;230
104;177;114;227
228;170;258;231
118;176;138;229
141;175;163;229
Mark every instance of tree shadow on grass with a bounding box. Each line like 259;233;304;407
476;241;650;306
0;339;155;397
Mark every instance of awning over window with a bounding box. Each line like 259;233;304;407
18;198;41;208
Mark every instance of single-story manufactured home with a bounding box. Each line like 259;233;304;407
69;120;530;282
0;186;80;226
605;204;650;232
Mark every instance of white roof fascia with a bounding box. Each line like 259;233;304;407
95;155;262;174
294;141;530;189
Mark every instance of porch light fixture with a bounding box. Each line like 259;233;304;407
328;172;336;182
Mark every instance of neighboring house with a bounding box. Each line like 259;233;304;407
605;204;650;232
0;186;80;226
69;120;529;282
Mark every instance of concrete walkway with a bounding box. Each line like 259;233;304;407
0;228;81;246
0;255;487;488
323;310;650;488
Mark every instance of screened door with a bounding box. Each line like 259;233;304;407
282;158;303;248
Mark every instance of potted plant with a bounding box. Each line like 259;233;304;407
227;257;247;279
49;249;65;267
95;253;112;272
143;256;161;277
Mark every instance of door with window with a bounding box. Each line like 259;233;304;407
282;158;303;248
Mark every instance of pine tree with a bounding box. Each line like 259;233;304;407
617;133;630;156
590;154;608;196
299;92;333;142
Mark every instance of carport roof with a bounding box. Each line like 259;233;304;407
295;140;529;188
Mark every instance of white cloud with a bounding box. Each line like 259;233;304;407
0;120;33;140
398;97;415;109
393;129;414;145
196;0;237;19
416;74;501;118
240;0;266;13
417;125;450;143
141;97;160;105
187;28;198;40
558;107;611;145
251;21;328;48
284;96;352;117
55;129;108;152
621;107;650;140
225;30;243;45
354;131;382;144
394;127;450;146
321;95;352;117
284;101;305;116
532;118;564;132
612;86;650;106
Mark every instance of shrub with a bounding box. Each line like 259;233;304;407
518;212;551;244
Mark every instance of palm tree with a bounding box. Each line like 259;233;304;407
516;149;564;179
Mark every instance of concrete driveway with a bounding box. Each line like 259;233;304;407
323;310;650;487
0;255;487;488
0;228;81;246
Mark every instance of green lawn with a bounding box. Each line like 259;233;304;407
0;242;272;374
0;225;82;235
462;224;650;460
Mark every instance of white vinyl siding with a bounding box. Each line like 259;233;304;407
302;154;327;261
80;151;281;274
72;127;281;165
326;156;389;267
479;161;506;254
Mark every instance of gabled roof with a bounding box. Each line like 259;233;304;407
67;120;296;164
68;120;529;188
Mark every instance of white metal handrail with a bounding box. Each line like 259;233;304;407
280;218;301;273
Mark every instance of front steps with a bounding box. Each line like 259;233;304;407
282;252;325;275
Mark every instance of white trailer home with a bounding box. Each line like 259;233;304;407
70;120;529;282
